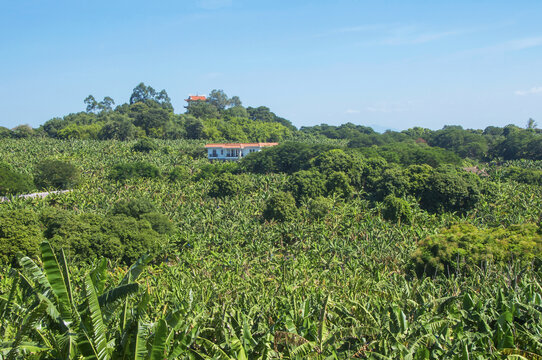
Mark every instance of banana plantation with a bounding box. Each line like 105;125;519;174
0;138;541;359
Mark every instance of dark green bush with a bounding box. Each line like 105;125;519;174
110;161;161;181
112;198;157;218
504;166;542;186
140;212;175;235
179;146;207;159
371;142;462;166
208;173;241;198
411;223;542;277
418;168;481;214
361;157;389;193
41;206;168;265
102;214;166;265
325;171;353;198
0;126;12;138
262;191;297;222
0;209;43;265
404;164;435;194
370;166;409;201
195;162;239;181
34;159;80;190
310;149;355;173
288;170;326;201
307;196;334;220
132;137;158;152
240;142;335;174
310;149;365;188
168;166;191;182
0;162;34;195
382;195;413;224
43;210;124;263
41;207;79;239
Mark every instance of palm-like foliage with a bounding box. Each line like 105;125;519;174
0;242;180;360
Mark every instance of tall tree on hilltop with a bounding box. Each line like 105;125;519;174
129;82;173;111
207;89;230;111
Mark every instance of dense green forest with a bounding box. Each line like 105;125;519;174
0;86;541;359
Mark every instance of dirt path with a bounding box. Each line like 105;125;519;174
0;190;72;202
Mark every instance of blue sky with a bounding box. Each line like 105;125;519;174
1;0;541;131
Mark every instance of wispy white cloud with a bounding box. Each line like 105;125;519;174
500;37;542;51
469;36;542;54
322;23;467;45
345;109;360;114
515;86;542;96
196;0;232;10
330;24;392;34
380;29;464;45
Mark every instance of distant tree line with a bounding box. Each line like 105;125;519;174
1;82;541;161
0;84;295;143
299;121;542;161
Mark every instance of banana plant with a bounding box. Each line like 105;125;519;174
1;241;146;359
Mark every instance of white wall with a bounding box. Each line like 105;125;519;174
207;147;264;160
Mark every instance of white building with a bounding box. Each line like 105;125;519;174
205;143;278;160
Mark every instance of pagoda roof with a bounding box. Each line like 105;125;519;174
185;95;207;101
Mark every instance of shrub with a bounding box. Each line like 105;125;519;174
168;166;191;182
370;166;409;201
141;212;175;235
34;159;80;190
307;196;333;220
0;162;34;195
110;161;161;181
132;137;158;152
310;149;364;179
382;195;413;224
504;167;542;186
102;214;166;265
372;142;462;167
41;203;173;265
308;149;365;189
180;146;207;159
288;170;326;202
41;206;168;265
195;162;239;181
325;171;353;198
361;156;389;194
418;168;481;214
43;210;124;263
404;164;435;194
0;126;12;138
240;142;335;174
0;209;43;265
98;119;143;140
208;173;241;198
112;198;157;218
411;223;542;277
262;191;297;222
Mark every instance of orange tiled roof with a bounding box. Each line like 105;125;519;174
205;143;278;149
185;95;207;101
